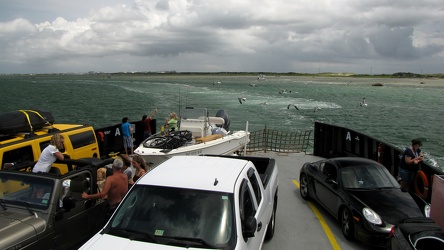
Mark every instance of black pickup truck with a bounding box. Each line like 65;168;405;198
0;158;111;250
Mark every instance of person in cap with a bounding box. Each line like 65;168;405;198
398;138;424;191
82;158;128;222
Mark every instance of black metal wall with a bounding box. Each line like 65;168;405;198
95;119;155;158
314;122;443;202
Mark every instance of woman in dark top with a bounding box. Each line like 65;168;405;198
398;138;424;191
132;155;148;183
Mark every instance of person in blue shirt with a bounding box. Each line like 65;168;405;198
121;117;133;155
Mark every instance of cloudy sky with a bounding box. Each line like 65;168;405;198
1;0;443;74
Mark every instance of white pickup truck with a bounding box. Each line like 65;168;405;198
80;154;279;250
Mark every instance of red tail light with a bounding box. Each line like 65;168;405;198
389;226;395;237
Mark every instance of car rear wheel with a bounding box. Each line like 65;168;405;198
341;208;354;240
300;174;309;200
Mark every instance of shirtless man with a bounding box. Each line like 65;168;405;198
82;158;128;222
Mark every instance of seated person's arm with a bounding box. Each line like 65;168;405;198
54;151;64;161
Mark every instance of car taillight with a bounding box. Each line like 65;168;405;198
389;226;395;237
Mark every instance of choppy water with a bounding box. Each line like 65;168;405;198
1;74;443;169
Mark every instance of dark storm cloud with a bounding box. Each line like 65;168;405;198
0;0;443;74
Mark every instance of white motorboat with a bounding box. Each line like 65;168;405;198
134;108;250;167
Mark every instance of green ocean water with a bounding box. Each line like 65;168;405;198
1;74;443;169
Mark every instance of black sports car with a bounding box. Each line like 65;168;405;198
388;217;444;249
299;157;430;247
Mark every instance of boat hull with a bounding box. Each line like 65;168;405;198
134;131;249;167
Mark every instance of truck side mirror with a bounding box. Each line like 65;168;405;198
55;197;77;221
242;215;257;238
63;197;76;211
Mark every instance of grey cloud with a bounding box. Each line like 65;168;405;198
369;26;442;60
0;0;443;74
155;0;170;11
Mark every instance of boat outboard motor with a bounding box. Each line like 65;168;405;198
215;110;230;131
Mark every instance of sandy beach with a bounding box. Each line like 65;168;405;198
283;75;444;87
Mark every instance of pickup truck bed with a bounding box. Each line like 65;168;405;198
205;154;277;189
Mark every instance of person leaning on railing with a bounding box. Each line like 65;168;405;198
398;138;424;192
32;134;65;173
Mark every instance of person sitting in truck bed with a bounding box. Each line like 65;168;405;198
32;134;65;173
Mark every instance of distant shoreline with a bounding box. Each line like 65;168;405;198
290;75;444;87
2;71;443;78
1;73;443;87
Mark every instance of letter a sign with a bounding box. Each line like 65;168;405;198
346;131;351;141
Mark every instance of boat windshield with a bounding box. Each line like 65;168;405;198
108;185;236;248
0;172;54;209
180;108;208;120
340;165;400;189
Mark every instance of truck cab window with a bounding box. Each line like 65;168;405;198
69;130;96;149
247;168;262;204
60;172;92;209
239;179;256;221
39;140;50;151
2;145;34;167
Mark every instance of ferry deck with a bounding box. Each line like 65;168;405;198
252;151;374;250
97;121;440;249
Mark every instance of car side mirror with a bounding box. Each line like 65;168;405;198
243;215;257;238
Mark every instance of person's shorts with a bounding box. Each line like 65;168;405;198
104;201;120;223
399;167;416;183
123;136;133;148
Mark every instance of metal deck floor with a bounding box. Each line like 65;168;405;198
249;152;375;250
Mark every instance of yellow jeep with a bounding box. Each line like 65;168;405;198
0;110;100;174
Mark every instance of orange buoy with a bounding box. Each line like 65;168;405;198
414;170;429;199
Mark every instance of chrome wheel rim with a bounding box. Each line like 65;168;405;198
300;175;308;197
342;209;350;236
